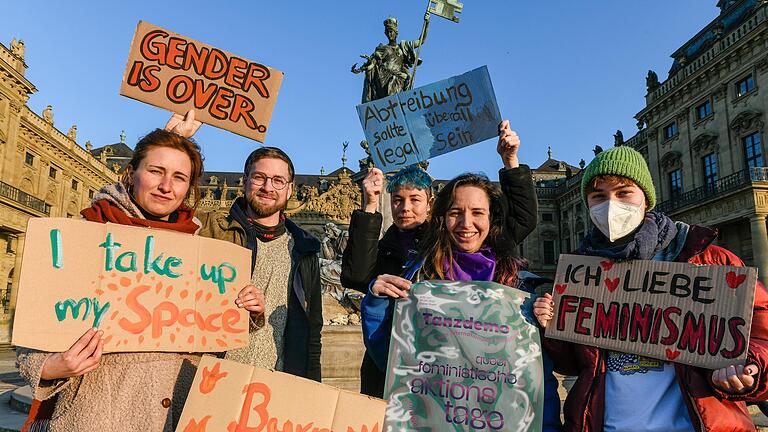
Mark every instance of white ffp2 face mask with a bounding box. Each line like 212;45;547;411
588;200;644;242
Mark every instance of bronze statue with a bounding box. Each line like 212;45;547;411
646;70;660;93
351;15;430;103
614;129;624;146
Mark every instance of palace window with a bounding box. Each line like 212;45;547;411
543;241;556;265
49;167;57;179
71;179;79;191
669;169;683;197
736;74;755;98
695;100;712;120
664;122;678;139
88;189;95;199
744;132;764;168
24;152;34;166
542;212;553;222
563;238;572;254
702;153;718;188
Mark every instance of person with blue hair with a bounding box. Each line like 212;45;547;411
341;163;433;397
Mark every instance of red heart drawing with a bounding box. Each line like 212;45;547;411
555;284;568;294
599;260;614;271
665;348;681;360
604;278;620;292
726;271;747;289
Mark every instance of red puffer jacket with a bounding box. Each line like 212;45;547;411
543;225;768;432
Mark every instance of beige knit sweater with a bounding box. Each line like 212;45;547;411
225;233;292;369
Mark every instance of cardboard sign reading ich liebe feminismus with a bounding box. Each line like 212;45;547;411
177;356;386;432
12;218;250;353
356;66;501;170
545;254;758;369
120;21;284;143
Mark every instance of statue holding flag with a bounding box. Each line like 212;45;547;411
351;15;430;103
350;0;463;103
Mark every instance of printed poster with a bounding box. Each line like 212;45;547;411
384;280;543;432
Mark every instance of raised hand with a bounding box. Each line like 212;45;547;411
362;168;384;213
164;109;202;138
497;120;520;169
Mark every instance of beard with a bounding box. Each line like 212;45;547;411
246;190;288;218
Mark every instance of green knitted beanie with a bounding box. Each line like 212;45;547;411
580;146;656;210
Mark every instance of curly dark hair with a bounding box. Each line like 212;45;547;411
420;173;520;286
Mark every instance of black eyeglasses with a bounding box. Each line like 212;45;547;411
248;172;290;190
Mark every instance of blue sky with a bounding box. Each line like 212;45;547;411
3;1;718;180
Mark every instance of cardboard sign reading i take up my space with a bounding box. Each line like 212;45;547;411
545;254;758;369
12;218;250;353
120;21;284;142
356;66;501;170
177;356;386;432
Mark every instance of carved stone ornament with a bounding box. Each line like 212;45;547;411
8;100;22;114
691;134;718;156
730;110;765;136
286;180;362;223
660;151;683;171
540;229;557;241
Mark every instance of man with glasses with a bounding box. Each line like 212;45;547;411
198;147;323;381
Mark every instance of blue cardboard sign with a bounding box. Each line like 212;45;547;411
356;66;502;170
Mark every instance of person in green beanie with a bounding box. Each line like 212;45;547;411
533;146;768;432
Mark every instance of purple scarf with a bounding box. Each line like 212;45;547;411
443;247;496;281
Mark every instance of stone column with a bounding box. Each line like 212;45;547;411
750;214;768;286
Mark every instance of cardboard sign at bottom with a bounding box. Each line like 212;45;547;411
177;356;385;432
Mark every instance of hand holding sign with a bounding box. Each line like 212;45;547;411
164;109;202;138
533;292;554;328
711;363;759;394
362;168;384;213
371;274;411;298
496;120;520;169
235;285;265;315
40;328;104;380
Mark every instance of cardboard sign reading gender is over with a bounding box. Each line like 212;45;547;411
356;66;501;170
545;254;758;369
12;218;250;353
177;356;386;432
120;21;284;142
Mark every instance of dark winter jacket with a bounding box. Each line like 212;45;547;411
197;197;323;381
544;223;768;432
340;209;427;397
340;210;426;293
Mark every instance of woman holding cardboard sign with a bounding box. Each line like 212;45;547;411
361;121;564;431
533;146;768;432
17;111;263;432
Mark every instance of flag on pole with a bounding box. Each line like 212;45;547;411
428;0;463;23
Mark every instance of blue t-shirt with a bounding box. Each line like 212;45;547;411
603;351;694;432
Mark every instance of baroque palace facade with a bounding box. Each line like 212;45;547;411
526;0;768;285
